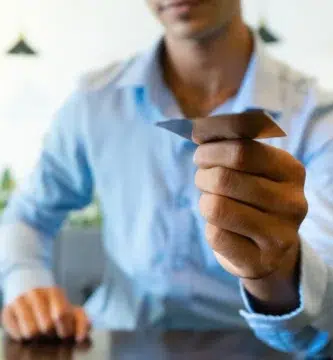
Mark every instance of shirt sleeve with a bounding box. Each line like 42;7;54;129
239;138;333;357
0;90;93;305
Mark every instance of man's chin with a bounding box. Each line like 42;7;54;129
167;24;210;41
166;21;228;42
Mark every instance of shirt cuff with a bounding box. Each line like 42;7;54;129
2;266;55;305
239;239;328;332
0;222;55;305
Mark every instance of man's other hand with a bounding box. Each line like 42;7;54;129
1;287;90;343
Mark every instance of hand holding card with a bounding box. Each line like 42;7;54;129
157;109;306;313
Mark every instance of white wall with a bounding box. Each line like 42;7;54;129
0;0;332;179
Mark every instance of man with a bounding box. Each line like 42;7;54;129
0;0;333;356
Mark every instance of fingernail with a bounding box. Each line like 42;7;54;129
22;328;31;340
12;334;21;342
23;333;30;340
76;336;83;343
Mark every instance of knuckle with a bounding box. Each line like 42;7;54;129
193;146;204;164
230;141;248;169
29;288;45;298
194;169;203;188
195;167;234;196
293;160;306;183
15;295;28;308
205;224;222;251
214;167;233;194
200;194;222;223
296;198;308;221
50;287;67;301
27;289;47;306
288;191;308;222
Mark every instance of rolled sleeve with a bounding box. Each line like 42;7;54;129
0;91;93;304
239;240;331;354
239;118;333;355
1;91;94;238
2;266;55;306
0;223;55;305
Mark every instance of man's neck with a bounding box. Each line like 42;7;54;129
162;16;253;117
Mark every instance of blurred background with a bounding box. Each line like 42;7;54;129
0;0;332;304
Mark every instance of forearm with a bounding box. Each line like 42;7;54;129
0;222;55;305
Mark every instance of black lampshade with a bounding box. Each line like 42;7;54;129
258;23;280;44
7;34;37;55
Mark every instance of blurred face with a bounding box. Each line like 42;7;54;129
146;0;241;40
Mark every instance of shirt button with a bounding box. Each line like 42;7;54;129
176;196;191;208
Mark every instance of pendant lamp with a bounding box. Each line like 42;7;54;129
6;0;38;56
258;20;280;43
7;32;37;56
258;0;280;44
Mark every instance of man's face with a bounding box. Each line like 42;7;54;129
146;0;240;40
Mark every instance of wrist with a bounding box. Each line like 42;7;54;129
242;240;301;315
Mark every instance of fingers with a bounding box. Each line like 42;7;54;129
195;166;288;214
74;307;91;343
12;297;39;340
194;140;305;183
206;223;259;266
2;287;81;343
48;288;74;339
2;306;21;341
195;166;307;222
199;192;295;254
27;289;52;334
206;224;280;278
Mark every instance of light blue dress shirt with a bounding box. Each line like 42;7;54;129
1;38;333;357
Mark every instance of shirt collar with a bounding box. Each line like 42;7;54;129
115;33;284;118
115;37;163;89
251;35;284;115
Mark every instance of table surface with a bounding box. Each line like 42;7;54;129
0;329;328;360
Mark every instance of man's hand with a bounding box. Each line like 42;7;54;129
1;287;90;343
194;139;308;312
